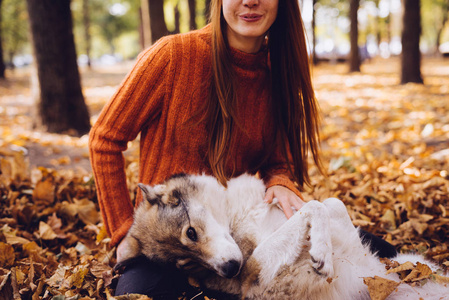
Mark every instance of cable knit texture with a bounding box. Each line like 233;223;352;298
89;25;303;246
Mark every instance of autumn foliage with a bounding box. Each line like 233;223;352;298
1;57;448;299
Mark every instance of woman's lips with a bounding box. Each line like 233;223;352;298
240;14;263;22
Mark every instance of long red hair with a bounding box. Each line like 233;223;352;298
206;0;323;187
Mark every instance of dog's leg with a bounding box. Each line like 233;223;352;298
243;200;333;288
323;198;363;250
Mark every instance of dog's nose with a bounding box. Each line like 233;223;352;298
222;260;241;278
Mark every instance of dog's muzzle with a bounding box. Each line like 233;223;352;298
221;260;241;278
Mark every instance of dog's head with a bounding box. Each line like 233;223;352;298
116;174;243;279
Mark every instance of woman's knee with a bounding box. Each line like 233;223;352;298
114;256;190;298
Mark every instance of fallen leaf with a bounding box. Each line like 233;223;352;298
69;265;89;289
0;271;13;300
60;198;100;225
90;261;112;278
379;209;397;230
46;264;69;288
430;274;449;284
38;221;58;240
401;262;433;283
386;261;415;274
363;276;400;300
32;174;55;206
0;243;15;268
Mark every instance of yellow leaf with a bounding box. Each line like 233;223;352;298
3;231;30;245
418;214;434;223
431;274;449;284
380;209;397;230
96;225;109;244
401;262;433;283
386;261;415;274
70;266;89;289
409;219;428;235
363;276;400;300
352;220;375;227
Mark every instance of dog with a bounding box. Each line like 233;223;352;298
116;173;449;299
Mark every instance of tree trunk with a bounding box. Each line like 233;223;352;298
312;0;318;65
205;0;211;22
435;0;448;54
401;0;423;84
386;0;392;52
82;0;92;68
375;0;381;51
349;0;360;72
174;4;180;34
149;0;168;43
0;0;5;79
188;0;196;30
26;0;91;136
140;0;152;49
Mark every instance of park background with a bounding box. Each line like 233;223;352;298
0;0;449;299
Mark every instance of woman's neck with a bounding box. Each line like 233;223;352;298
226;27;265;54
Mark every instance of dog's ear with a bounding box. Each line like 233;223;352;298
138;183;166;206
114;235;142;272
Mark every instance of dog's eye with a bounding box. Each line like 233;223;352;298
186;227;197;242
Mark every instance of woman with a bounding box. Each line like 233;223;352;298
89;0;395;298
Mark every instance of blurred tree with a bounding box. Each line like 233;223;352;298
312;0;318;65
385;0;392;47
205;0;211;21
72;0;140;59
435;0;449;53
148;0;168;43
26;0;91;136
82;0;92;68
1;0;28;69
374;0;381;50
0;0;5;78
98;4;135;54
349;0;360;71
401;0;423;84
174;2;180;33
141;0;152;48
188;0;196;30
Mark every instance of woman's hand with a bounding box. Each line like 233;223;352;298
264;185;305;219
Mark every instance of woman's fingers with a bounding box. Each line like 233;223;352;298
263;188;275;203
278;197;295;219
264;185;306;219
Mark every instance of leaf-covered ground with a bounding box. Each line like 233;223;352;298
0;57;448;299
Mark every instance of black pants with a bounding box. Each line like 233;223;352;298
115;229;397;299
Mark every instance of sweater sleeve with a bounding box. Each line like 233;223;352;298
89;38;173;246
260;139;304;200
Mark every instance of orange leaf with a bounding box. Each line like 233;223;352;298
32;175;55;206
0;242;15;268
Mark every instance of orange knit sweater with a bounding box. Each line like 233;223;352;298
89;25;303;246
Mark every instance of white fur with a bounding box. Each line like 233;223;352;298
197;174;448;299
128;174;449;299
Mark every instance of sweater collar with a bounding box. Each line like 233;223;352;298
198;24;269;71
228;44;268;71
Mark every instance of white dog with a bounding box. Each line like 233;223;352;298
116;173;449;299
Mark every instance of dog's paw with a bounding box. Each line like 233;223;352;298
309;244;334;278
